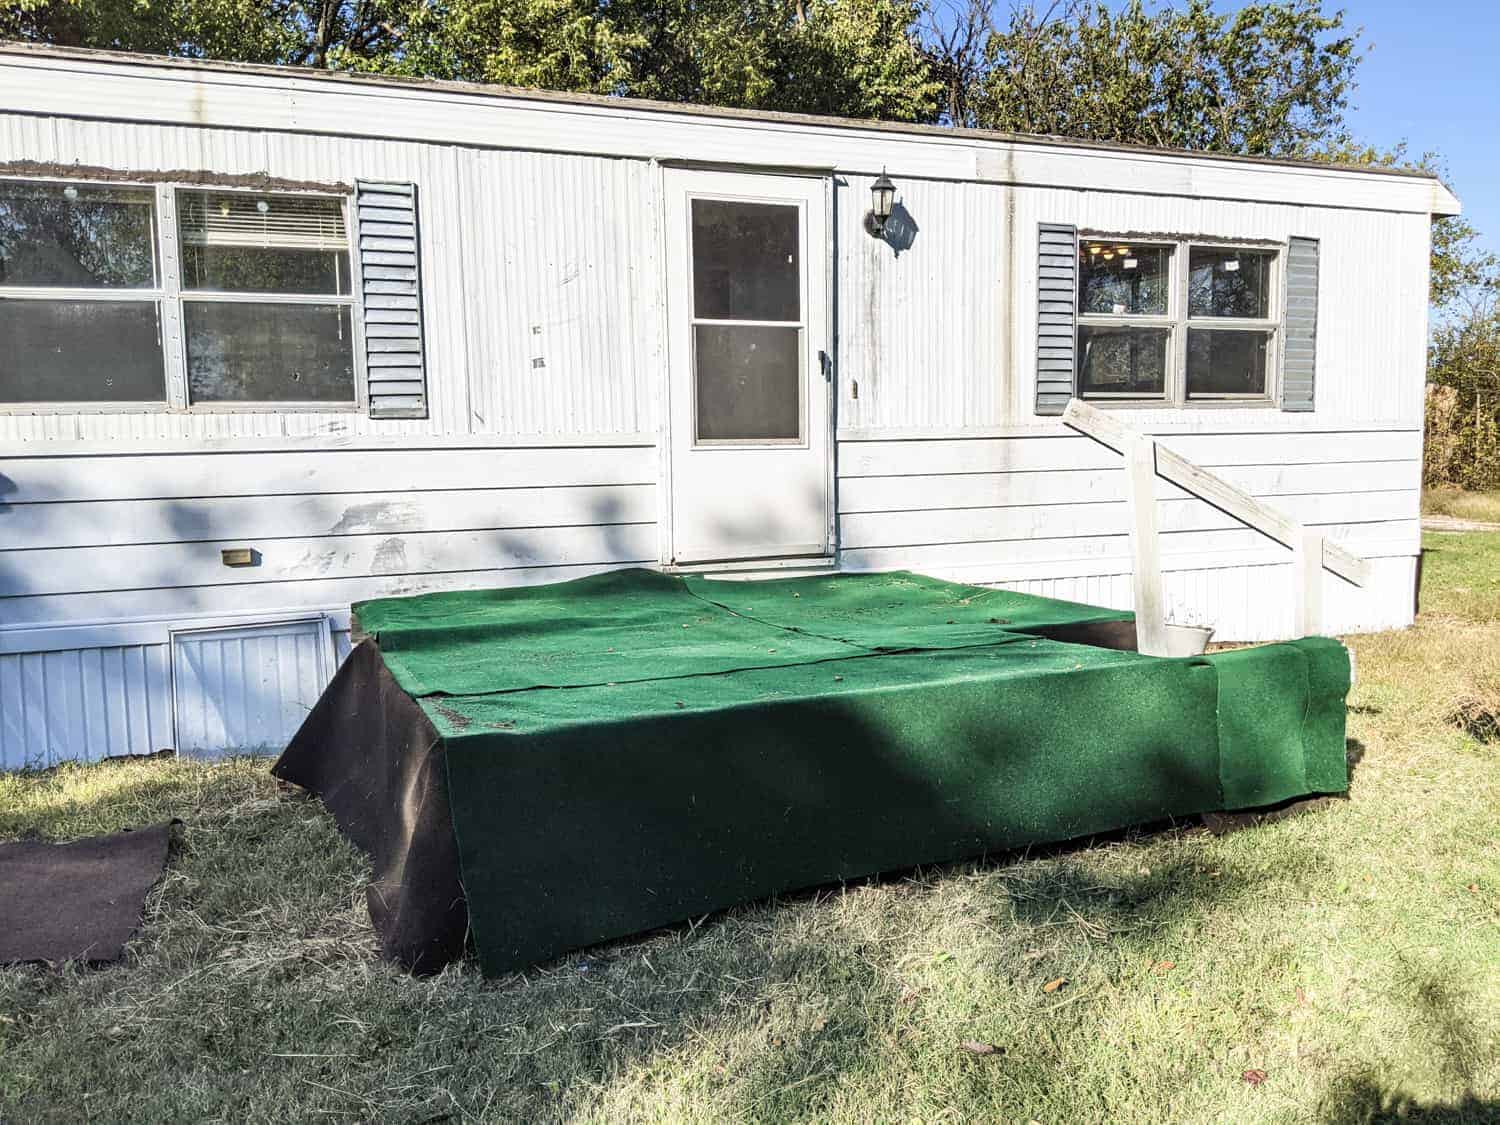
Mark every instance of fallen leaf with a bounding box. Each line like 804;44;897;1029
1295;987;1308;1006
1242;1068;1268;1086
1042;977;1067;993
899;986;922;1005
1154;960;1176;973
961;1040;1000;1055
1468;883;1479;892
812;1015;828;1032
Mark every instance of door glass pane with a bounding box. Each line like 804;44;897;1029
186;301;355;403
694;324;800;441
1078;243;1170;315
1186;329;1269;396
0;299;165;402
1078;325;1168;397
1188;247;1274;318
0;182;157;289
692;199;799;321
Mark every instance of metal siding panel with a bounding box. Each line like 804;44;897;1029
169;619;333;757
1006;187;1425;428
0;643;171;767
837;177;1006;431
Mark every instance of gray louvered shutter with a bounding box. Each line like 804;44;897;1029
1036;223;1079;415
1281;236;1319;412
356;180;428;419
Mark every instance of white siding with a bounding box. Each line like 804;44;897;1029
171;619;334;757
836;428;1422;637
0;644;172;769
0;442;658;631
1005;187;1431;428
0;115;659;442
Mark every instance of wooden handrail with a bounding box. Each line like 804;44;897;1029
1062;398;1369;647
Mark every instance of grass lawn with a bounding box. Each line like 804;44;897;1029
2;538;1498;1123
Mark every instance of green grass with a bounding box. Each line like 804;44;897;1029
3;539;1499;1123
1423;487;1500;525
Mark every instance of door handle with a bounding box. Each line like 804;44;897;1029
818;350;833;381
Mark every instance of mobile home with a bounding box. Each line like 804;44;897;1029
0;45;1458;767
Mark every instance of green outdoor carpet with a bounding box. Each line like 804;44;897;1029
342;568;1350;976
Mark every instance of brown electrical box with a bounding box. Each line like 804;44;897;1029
220;547;257;567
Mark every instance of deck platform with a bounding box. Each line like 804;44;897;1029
273;568;1351;976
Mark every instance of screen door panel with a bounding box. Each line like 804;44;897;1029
664;170;831;565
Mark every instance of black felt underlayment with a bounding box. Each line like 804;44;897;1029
274;569;1351;977
272;641;466;974
0;822;175;965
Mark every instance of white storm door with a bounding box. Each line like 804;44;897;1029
663;169;831;565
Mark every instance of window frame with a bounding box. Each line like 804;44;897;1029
0;177;170;412
0;176;366;415
1076;234;1284;408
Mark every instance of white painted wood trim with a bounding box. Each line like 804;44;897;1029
1124;433;1168;655
1293;528;1325;637
1062;398;1371;586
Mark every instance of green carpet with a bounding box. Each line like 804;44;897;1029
353;569;1350;976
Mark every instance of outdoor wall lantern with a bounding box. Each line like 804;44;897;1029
864;169;897;237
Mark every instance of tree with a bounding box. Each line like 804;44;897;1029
923;0;1362;154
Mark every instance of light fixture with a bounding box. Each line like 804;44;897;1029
219;200;231;217
864;168;896;238
255;199;270;214
1088;244;1102;256
62;185;78;201
1102;250;1114;260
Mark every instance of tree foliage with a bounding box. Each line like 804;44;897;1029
924;0;1361;155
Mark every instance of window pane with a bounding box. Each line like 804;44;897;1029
694;324;800;441
186;302;355;403
1078;242;1170;315
1188;247;1274;318
178;192;350;295
1078;325;1168;397
1186;329;1269;396
0;182;157;289
0;299;164;402
692;199;799;321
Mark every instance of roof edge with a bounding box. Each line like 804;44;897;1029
0;40;1455;193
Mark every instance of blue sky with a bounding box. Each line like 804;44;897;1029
1345;1;1500;255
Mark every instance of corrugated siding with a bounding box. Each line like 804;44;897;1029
0;644;172;769
457;149;660;436
1281;236;1319;412
0;114;659;441
171;620;333;757
837;176;1007;430
1007;187;1430;428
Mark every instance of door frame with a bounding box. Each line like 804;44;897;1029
652;160;838;569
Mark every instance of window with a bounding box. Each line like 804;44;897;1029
1076;237;1280;405
178;191;355;405
689;198;804;443
0;178;365;412
0;181;166;404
